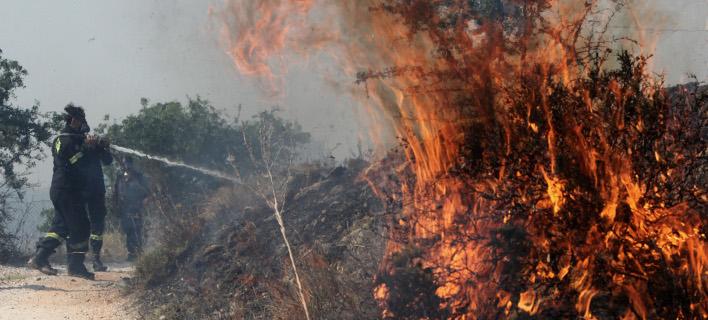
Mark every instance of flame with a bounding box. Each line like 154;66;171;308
211;0;336;101
214;0;708;318
518;289;540;315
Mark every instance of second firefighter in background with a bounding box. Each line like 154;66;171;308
113;156;149;261
78;116;112;271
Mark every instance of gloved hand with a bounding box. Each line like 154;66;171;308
86;134;99;148
99;136;111;148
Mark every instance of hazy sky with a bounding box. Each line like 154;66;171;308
0;0;362;193
0;0;706;196
625;0;708;83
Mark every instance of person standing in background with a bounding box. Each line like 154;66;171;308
113;156;149;261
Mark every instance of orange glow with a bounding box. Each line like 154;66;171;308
518;289;539;315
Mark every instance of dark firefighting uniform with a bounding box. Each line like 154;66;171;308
81;143;112;255
37;126;91;254
114;168;148;257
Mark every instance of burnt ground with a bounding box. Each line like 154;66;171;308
133;158;387;319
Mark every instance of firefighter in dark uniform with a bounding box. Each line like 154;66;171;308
79;130;112;271
28;104;95;280
113;156;149;261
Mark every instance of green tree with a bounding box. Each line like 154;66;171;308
96;97;309;213
0;49;59;262
99;98;308;178
103;97;241;168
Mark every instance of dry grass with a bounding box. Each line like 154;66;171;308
99;231;130;262
128;160;386;319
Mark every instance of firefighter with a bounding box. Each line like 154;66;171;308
80;131;112;271
28;104;94;280
113;156;148;261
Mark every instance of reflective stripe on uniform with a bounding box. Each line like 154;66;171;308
55;139;61;153
69;152;83;164
90;234;103;241
46;232;65;242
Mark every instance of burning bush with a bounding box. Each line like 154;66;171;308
333;1;708;319
361;11;708;320
375;48;708;318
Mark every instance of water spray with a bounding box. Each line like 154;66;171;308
54;132;241;183
109;145;241;184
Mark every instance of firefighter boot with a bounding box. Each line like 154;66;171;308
90;238;107;271
28;247;58;276
92;254;108;272
68;253;95;280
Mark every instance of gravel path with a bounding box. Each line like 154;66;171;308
0;261;138;319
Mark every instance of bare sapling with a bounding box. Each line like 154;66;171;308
231;112;310;320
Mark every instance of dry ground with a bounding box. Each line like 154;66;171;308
0;262;138;319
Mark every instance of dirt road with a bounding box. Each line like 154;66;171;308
0;262;138;319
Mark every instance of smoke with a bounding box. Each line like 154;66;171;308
589;0;708;84
110;145;241;184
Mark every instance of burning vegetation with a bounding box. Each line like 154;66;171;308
352;2;708;319
209;0;708;319
372;51;708;319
